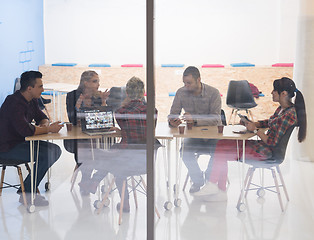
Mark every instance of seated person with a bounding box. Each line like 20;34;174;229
194;77;307;201
65;70;110;194
168;66;222;193
0;71;63;206
110;77;161;212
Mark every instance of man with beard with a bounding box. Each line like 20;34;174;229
168;66;221;193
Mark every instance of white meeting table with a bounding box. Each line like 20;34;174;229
24;123;174;213
24;123;255;213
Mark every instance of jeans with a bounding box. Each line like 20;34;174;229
0;141;61;193
181;138;218;186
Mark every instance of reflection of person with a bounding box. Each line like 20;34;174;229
168;66;222;193
195;77;307;201
181;199;227;240
65;70;110;194
0;71;62;206
110;77;160;212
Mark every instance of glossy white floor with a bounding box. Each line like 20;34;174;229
1;139;314;240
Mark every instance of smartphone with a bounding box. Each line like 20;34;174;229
232;130;247;134
238;114;251;122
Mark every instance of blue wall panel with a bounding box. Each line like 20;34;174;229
0;0;45;105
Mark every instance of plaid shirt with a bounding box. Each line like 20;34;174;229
115;100;157;147
250;106;297;158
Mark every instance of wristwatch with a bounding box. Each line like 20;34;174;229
253;129;258;134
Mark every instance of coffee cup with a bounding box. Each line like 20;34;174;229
187;122;193;130
178;125;185;134
66;123;73;131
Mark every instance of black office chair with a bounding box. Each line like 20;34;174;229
237;126;295;212
226;80;257;124
106;86;127;111
0;158;40;206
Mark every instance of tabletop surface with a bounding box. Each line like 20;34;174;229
25;125;115;141
25;123;256;141
172;124;256;140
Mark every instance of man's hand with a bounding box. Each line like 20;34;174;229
39;119;50;127
49;121;63;133
169;118;182;127
182;112;193;124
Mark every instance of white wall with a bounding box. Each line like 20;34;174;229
44;0;298;66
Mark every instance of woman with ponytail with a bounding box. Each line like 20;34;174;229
194;77;307;201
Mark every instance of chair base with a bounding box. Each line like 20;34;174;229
238;165;289;212
95;175;160;225
0;165;28;206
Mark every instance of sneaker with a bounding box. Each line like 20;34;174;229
116;201;130;213
19;194;49;206
193;182;219;196
202;190;227;202
189;183;204;193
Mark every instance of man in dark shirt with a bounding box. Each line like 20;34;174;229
0;71;63;206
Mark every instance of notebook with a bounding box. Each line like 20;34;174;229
80;106;115;136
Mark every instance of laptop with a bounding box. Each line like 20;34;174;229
79;106;116;136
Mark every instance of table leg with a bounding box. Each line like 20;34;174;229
28;141;36;213
237;140;247;212
174;138;182;207
162;139;173;210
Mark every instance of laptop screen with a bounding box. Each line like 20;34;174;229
80;106;114;132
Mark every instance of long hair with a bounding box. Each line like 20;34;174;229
77;70;98;92
273;77;307;142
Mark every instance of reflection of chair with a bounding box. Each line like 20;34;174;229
106;87;127;111
0;158;39;206
95;147;160;225
182;109;227;191
238;126;295;212
96;175;160;225
226;80;257;124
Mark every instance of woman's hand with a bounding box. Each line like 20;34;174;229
245;121;257;132
100;89;110;105
75;94;85;109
